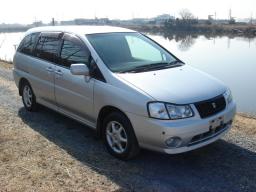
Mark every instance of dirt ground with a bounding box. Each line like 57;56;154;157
0;61;256;192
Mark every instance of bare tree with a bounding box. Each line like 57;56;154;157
179;9;195;21
177;9;197;27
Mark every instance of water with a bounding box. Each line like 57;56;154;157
0;32;24;62
0;32;256;114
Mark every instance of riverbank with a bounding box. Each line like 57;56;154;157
122;23;256;37
0;60;256;191
0;59;12;66
1;23;256;37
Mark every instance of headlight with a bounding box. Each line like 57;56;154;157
166;104;194;119
148;102;169;119
148;102;194;120
223;89;233;104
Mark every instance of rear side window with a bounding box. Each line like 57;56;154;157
34;33;61;63
18;33;39;55
59;35;90;68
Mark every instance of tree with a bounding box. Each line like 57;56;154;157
179;9;196;25
179;9;195;20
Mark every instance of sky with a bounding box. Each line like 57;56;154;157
0;0;255;24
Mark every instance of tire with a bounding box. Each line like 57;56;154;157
21;81;38;112
102;112;140;160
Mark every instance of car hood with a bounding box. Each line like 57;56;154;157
117;65;227;104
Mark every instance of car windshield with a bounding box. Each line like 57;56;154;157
86;32;182;73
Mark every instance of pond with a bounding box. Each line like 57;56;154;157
0;32;24;62
0;32;256;115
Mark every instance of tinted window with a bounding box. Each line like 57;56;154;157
59;37;90;68
126;35;162;61
87;33;177;73
89;58;106;82
35;35;61;63
18;33;39;55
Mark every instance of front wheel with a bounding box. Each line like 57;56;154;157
103;112;140;160
21;82;38;111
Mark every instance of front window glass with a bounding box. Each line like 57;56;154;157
60;40;89;68
126;35;162;61
87;32;180;73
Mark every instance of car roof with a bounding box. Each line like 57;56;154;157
26;25;136;36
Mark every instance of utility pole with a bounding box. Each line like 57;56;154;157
94;11;98;20
52;18;55;26
250;12;253;25
228;9;235;24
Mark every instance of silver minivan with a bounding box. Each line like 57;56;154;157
13;26;236;160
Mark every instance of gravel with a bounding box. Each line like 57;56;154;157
0;62;256;192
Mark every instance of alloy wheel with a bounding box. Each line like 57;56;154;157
106;121;128;154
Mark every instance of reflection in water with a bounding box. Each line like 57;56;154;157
160;32;256;52
1;32;256;115
177;35;195;51
162;33;197;51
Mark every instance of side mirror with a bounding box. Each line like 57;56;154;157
70;64;89;76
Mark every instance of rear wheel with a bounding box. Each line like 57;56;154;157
103;112;140;160
21;81;38;111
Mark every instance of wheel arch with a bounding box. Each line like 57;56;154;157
96;105;132;138
18;78;30;96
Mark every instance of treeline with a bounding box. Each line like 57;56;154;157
0;27;30;33
164;21;256;36
163;9;256;36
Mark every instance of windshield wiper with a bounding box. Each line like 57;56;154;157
120;60;183;73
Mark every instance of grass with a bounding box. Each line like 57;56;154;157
0;60;13;68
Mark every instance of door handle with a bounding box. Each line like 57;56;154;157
46;67;53;72
55;70;63;76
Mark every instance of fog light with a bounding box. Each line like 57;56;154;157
165;137;182;148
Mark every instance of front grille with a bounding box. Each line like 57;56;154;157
195;95;226;118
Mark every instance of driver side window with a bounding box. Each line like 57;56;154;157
59;35;90;68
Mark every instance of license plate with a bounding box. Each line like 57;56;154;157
209;116;224;131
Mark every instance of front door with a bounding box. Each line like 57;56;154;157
54;33;95;123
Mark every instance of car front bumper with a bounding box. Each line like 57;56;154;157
126;101;236;154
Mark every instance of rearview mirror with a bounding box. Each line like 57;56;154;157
70;64;89;76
